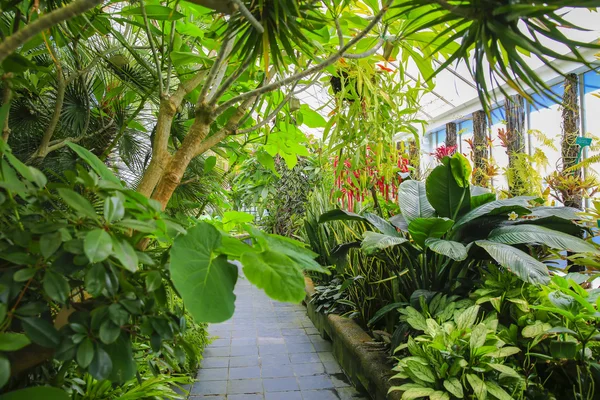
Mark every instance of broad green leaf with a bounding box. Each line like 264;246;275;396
0;333;30;351
40;232;62;259
466;374;487;400
487;363;522;379
456;305;480;331
367;302;406;327
121;5;185;20
319;208;365;223
57;188;97;219
99;321;121;344
13;268;35;282
84;229;113;263
145;271;162;292
22;317;60;348
550;340;577;359
111;238;138;273
171;222;238;323
454;197;534;229
43;270;70;304
485;382;513;400
486;346;521;358
104;335;136;383
443;378;464;398
470;323;488;349
66;142;121;185
299;104;326;128
471;193;496;209
241;251;305;303
401;387;435;399
0;355;9;389
0;387;70;400
430;391;450;400
426;161;470;219
476;240;550;285
405;360;436;383
85;263;106;296
424;238;467;261
204;156;217;173
364;213;400;236
450;152;471;188
408;217;454;247
89;347;112;381
361;232;408;253
521;321;553;338
398;180;435;224
76;338;94;368
489;225;599;254
104;196;125;223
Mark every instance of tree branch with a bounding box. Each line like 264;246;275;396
198;29;235;105
1;74;13;142
0;0;103;64
46;119;115;153
344;38;384;59
208;56;254;106
214;0;392;116
231;0;264;33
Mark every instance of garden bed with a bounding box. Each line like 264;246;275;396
304;277;402;400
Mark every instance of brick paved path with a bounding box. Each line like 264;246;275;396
187;268;368;400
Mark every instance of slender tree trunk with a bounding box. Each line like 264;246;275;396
561;73;582;208
445;122;457;148
30;73;66;161
505;95;525;196
472;110;488;187
1;75;12;142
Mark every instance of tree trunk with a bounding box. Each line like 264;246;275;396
445;122;457;148
29;73;66;162
472;110;488;187
505;95;526;196
561;73;582;208
1;74;12;142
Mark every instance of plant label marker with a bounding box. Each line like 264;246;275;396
575;137;592;163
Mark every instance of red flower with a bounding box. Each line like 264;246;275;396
430;144;457;161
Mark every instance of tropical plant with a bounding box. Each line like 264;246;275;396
319;153;598;296
390;304;526;399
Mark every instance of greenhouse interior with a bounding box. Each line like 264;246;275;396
2;1;600;400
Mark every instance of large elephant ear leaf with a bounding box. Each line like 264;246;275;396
475;240;550;285
398;180;435;224
471;193;496;209
425;238;468;261
318;209;364;223
408;217;454;247
454;196;535;229
426;162;470;219
488;225;600;254
450;152;471;188
529;206;581;220
364;213;400;237
361;232;408;254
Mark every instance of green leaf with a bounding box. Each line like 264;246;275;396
299;104;326;128
204;156;217;173
0;387;70;400
104;335;136;383
40;232;62;259
398;180;435;224
408;217;454;247
466;374;487;400
454;197;534;229
406;360;436;383
22;317;60;348
487;363;522;379
85;263;106;297
450;152;472;188
84;229;113;263
456;305;480;331
426;161;470;219
471;193;497;209
430;391;450;400
361;232;408;253
171;222;238;323
367;302;406;327
43;270;70;304
104;196;125;223
241;251;305;303
485;382;513;400
145;271;162;292
401;387;435;399
364;213;399;236
13;268;36;282
318;209;365;223
111;238;138;273
475;240;550;285
66;142;121;186
121;5;185;20
486;346;521;358
550;340;577;359
99;321;121;344
424;238;467;261
2;53;36;73
443;378;464;398
0;354;9;389
0;333;30;351
489;225;599;254
57;188;97;219
470;323;488;349
76;338;94;368
89;347;112;381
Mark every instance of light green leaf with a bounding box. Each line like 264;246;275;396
424;238;467;261
299;104;326;128
104;196;125;223
405;360;436;383
486;346;521;358
111;238;138;273
398;180;435;224
426;161;470;219
430;391;450;400
489;225;599;254
485;382;513;400
121;5;185;20
522;321;552;338
401;387;435;399
443;378;464;398
171;222;238;323
408;217;454;247
84;229;113;263
241;251;305;303
204;156;217;173
470;323;488;349
57;188;97;219
466;374;487;400
450;152;471;188
456;305;480;330
475;240;550;285
487;363;522;379
361;231;408;253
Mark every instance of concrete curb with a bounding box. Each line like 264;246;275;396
304;277;402;400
